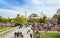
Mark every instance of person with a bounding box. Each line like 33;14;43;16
14;32;17;38
21;34;24;38
19;32;22;37
19;32;24;38
36;31;40;38
30;33;32;38
16;32;19;37
36;34;40;38
27;29;30;34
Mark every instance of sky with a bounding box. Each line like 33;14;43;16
0;0;60;18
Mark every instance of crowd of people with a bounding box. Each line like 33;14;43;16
13;23;60;38
32;23;60;32
14;32;24;38
14;24;33;38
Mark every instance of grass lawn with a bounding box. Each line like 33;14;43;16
33;32;60;38
0;27;12;32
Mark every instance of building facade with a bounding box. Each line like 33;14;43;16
28;13;40;19
51;9;60;23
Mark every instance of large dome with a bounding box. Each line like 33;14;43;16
28;13;40;19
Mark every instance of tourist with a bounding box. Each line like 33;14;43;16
14;32;17;38
16;32;19;37
30;33;32;38
36;31;40;38
19;32;22;37
21;34;24;38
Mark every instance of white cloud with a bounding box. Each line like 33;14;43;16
0;0;60;17
0;8;18;14
32;0;39;5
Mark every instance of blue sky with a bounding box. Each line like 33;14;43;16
0;0;60;18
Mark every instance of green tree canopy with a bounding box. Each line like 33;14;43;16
57;15;60;21
15;17;26;24
39;18;44;23
0;16;8;23
39;15;47;23
28;18;39;24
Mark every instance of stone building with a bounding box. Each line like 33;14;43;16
51;9;60;23
28;13;40;19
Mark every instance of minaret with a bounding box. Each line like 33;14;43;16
41;11;44;18
25;10;27;18
57;9;60;15
25;10;27;23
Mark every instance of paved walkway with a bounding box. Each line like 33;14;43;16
1;26;33;38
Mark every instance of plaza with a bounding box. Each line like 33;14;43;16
0;0;60;38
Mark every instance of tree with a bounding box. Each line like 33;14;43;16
28;18;39;24
0;16;2;23
39;15;47;23
43;15;47;23
2;18;8;23
39;18;44;23
15;17;26;24
16;14;20;18
0;16;8;23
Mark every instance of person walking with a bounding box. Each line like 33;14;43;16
19;32;22;37
14;32;17;38
21;34;24;38
27;29;30;34
30;33;32;38
36;31;40;38
16;32;19;37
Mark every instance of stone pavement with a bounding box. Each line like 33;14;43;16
1;26;33;38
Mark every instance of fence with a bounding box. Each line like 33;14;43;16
0;26;19;38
